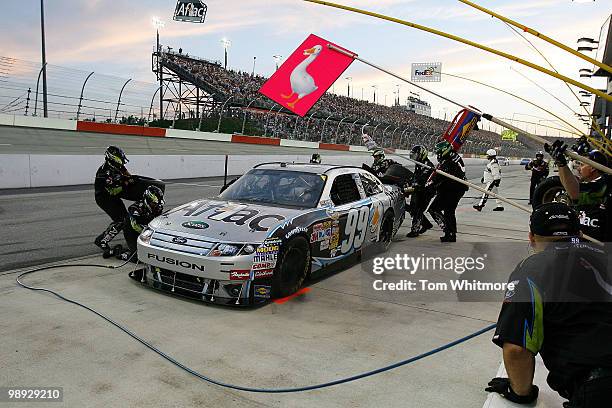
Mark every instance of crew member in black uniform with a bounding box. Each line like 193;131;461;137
119;185;165;262
525;151;549;205
371;149;398;179
94;146;132;252
427;141;469;242
406;145;435;238
487;203;612;407
546;140;611;242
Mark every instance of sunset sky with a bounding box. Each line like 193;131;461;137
1;0;609;134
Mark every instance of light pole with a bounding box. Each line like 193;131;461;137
252;56;256;76
40;0;48;117
221;38;231;69
395;84;400;105
273;55;283;71
345;77;352;97
152;17;165;121
371;85;377;103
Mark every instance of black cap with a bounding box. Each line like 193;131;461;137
530;202;580;237
587;150;609;168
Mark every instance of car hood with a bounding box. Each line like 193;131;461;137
149;198;308;243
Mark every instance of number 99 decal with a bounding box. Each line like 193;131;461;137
341;206;370;253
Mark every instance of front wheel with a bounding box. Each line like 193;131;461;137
271;236;310;298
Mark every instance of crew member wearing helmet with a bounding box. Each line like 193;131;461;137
546;140;611;242
427;141;469;242
474;149;504;212
94;146;132;253
119;185;165;261
406;145;435;238
310;153;322;164
371;149;397;179
525;151;549;205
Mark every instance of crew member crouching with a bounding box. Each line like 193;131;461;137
118;186;165;262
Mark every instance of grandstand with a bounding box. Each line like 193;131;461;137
157;49;534;157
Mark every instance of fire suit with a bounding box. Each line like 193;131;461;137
477;158;503;209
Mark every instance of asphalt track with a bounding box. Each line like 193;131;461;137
0;125;363;155
0;166;524;273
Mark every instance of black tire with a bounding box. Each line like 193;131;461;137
123;175;166;201
379;211;395;250
532;176;568;209
271;236;310;298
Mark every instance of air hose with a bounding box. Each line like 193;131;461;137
16;263;496;393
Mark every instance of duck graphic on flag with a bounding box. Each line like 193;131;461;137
259;34;356;117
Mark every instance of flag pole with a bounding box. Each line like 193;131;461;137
304;0;612;103
458;0;612;75
327;43;612;176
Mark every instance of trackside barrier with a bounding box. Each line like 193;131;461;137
165;129;232;142
0;153;488;189
0;114;15;126
14;116;77;131
76;122;165;137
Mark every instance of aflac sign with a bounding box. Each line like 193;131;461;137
173;0;207;23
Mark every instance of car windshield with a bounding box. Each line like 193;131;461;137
220;169;326;208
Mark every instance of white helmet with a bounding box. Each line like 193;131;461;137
486;149;497;157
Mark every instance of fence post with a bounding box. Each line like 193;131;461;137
114;78;132;123
76;72;94;120
33;63;48;116
216;95;234;133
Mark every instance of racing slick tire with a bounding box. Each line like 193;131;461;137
378;211;395;251
532;176;569;209
271;236;311;299
123;175;166;201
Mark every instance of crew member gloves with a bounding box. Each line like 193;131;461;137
544;140;568;167
485;377;539;404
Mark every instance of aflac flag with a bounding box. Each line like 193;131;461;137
259;34;356;117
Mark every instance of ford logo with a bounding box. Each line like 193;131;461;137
182;221;209;229
172;236;188;244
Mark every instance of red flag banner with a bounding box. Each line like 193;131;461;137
259;34;356;117
442;107;481;151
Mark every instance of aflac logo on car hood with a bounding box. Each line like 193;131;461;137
182;221;209;229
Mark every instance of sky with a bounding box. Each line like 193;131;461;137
1;0;610;135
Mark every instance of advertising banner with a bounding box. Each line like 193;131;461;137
173;0;207;23
411;62;442;82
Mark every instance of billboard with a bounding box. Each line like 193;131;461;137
411;62;442;82
501;129;518;141
173;0;208;23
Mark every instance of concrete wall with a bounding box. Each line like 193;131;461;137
1;153;488;189
13;116;77;131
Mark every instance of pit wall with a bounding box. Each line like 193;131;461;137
0;114;487;189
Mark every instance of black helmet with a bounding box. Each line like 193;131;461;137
410;145;428;162
143;186;164;216
572;139;592;156
310;153;321;164
435;141;453;161
105;146;128;170
535;151;544;159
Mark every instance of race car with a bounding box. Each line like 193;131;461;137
136;162;405;306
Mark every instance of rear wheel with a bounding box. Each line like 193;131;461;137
532;176;570;209
271;236;310;298
379;211;395;250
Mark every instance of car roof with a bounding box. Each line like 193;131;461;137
253;162;363;175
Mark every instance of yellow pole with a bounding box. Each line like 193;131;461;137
458;0;612;75
440;71;585;136
304;0;612;103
